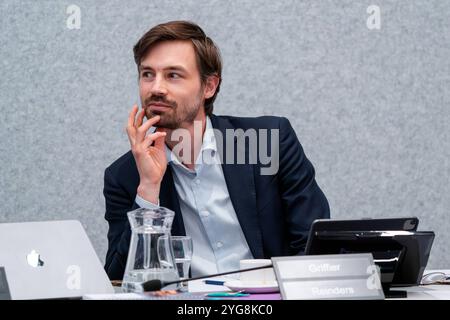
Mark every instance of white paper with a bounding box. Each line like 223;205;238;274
82;293;149;300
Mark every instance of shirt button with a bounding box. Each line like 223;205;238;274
200;211;210;217
195;179;201;185
216;241;223;249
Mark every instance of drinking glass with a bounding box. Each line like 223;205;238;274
171;236;193;291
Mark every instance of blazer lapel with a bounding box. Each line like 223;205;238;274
159;167;186;236
210;115;264;258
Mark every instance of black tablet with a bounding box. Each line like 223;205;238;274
305;217;419;254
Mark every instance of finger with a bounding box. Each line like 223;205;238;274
135;108;146;128
126;105;138;145
126;126;135;146
154;132;166;151
127;104;138;128
136;115;161;142
142;131;166;148
155;127;168;134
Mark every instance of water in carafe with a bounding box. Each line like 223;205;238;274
122;207;180;292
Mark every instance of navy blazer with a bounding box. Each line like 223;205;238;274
103;114;330;280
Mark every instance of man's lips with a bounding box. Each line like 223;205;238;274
147;103;172;111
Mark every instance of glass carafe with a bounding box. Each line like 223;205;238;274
122;207;180;292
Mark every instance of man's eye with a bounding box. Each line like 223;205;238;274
142;72;153;78
168;73;180;79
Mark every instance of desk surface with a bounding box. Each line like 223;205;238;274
392;269;450;300
103;269;450;300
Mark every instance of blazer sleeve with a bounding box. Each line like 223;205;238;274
103;167;139;280
278;117;330;254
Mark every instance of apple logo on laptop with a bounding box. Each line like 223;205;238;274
26;250;44;267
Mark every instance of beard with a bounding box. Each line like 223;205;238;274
143;91;203;129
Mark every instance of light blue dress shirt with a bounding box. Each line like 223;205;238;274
136;116;253;276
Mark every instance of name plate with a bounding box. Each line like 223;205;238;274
272;253;384;300
0;267;11;300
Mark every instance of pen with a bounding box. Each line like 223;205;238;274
206;292;249;297
204;280;225;285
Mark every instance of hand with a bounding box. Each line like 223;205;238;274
126;104;167;204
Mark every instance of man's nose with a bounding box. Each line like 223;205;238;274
151;75;168;95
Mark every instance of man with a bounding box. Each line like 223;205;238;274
104;20;330;280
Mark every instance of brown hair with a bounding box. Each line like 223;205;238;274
133;21;222;115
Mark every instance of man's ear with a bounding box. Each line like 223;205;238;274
204;74;220;99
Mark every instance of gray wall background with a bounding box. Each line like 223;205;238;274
1;0;449;268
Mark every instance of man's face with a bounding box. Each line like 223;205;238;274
139;40;205;129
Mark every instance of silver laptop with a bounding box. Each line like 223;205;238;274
0;220;114;299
